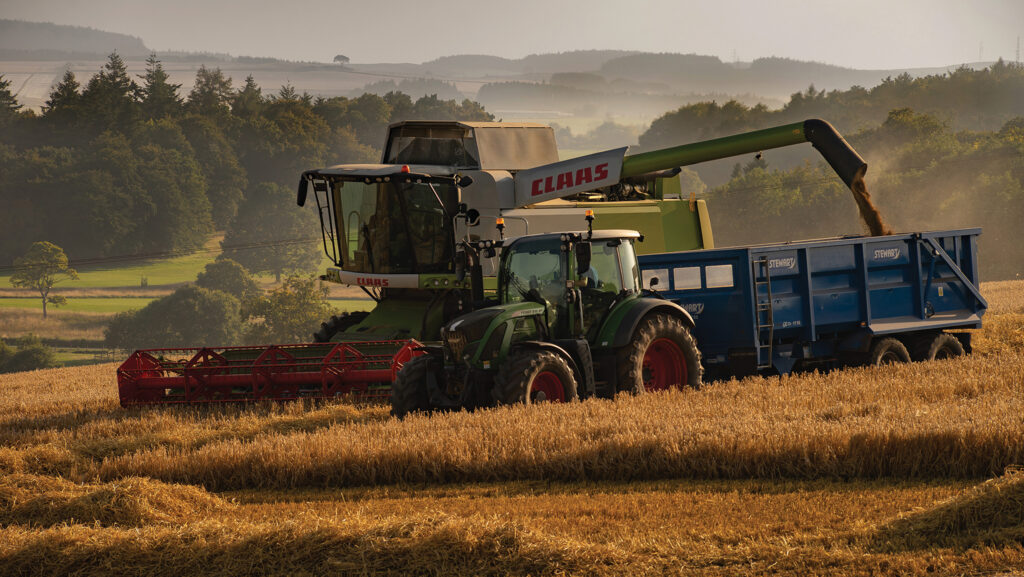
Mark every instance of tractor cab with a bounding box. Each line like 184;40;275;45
498;229;643;340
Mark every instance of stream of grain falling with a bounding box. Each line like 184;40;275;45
850;175;893;236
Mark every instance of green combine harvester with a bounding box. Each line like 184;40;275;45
117;119;868;407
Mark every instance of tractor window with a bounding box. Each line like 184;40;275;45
501;238;565;305
585;242;623;294
617;240;641;293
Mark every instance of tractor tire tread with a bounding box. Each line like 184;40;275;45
492;349;578;405
615;313;702;394
390;355;433;418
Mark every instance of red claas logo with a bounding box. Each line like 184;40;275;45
356;277;389;287
531;163;609;196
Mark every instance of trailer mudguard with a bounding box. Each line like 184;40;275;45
594;298;696;350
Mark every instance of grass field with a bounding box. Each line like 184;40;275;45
0;283;1022;575
0;297;157;313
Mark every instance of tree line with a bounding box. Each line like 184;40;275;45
0;53;492;278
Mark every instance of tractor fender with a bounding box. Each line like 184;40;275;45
596;299;696;350
512;340;589;396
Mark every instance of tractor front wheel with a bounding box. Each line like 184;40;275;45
616;313;702;393
492;350;578;405
391;354;434;418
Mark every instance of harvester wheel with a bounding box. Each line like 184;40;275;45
493;350;578;405
313;311;369;343
867;337;911;366
616;313;702;393
391;355;435;418
911;333;964;362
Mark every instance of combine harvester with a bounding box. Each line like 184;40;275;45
117;118;960;407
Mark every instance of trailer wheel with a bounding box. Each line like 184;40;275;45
391;355;434;418
912;333;964;362
616;313;702;393
868;338;911;366
313;311;369;342
492;350;578;405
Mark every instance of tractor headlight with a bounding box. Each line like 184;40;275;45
443;327;467;360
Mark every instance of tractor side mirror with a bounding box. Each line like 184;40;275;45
465;208;481;227
575;241;592;275
458;175;474;188
649;276;660;289
297;178;309;207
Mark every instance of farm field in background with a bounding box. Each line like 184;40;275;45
0;281;1022;575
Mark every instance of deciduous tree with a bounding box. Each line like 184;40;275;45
221;182;321;282
9;241;79;319
242;275;332;343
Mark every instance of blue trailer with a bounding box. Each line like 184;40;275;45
637;229;988;378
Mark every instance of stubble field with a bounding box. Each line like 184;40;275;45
1;281;1022;576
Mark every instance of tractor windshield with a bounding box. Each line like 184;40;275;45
500;237;568;334
333;179;457;274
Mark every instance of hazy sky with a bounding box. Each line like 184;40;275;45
2;0;1021;69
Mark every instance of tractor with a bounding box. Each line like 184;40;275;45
390;215;702;416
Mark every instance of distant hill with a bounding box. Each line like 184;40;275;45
0;19;149;59
421;50;641;77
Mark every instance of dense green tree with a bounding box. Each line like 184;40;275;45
42;69;81;128
196;258;260;300
9;241;79;319
232;75;264;119
105;286;241;349
0;74;23;121
179;114;247;227
242;275;332;343
139;53;182;119
221;182;321;282
187;65;233;117
0;335;56;374
133;139;212;252
80;52;140;131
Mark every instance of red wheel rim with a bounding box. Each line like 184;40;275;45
531;371;566;402
642;338;685;391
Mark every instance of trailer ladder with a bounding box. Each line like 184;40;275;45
752;256;775;370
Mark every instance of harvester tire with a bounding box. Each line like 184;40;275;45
867;337;911;366
616;313;702;394
911;332;964;362
492;350;578;405
391;355;434;418
313;311;369;343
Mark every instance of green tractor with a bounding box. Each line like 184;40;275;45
391;218;702;416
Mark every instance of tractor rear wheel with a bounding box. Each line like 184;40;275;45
391;355;434;418
867;337;911;366
616;313;702;393
492;350;578;405
911;333;964;362
313;311;369;342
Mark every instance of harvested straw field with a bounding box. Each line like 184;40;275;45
2;281;1023;576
